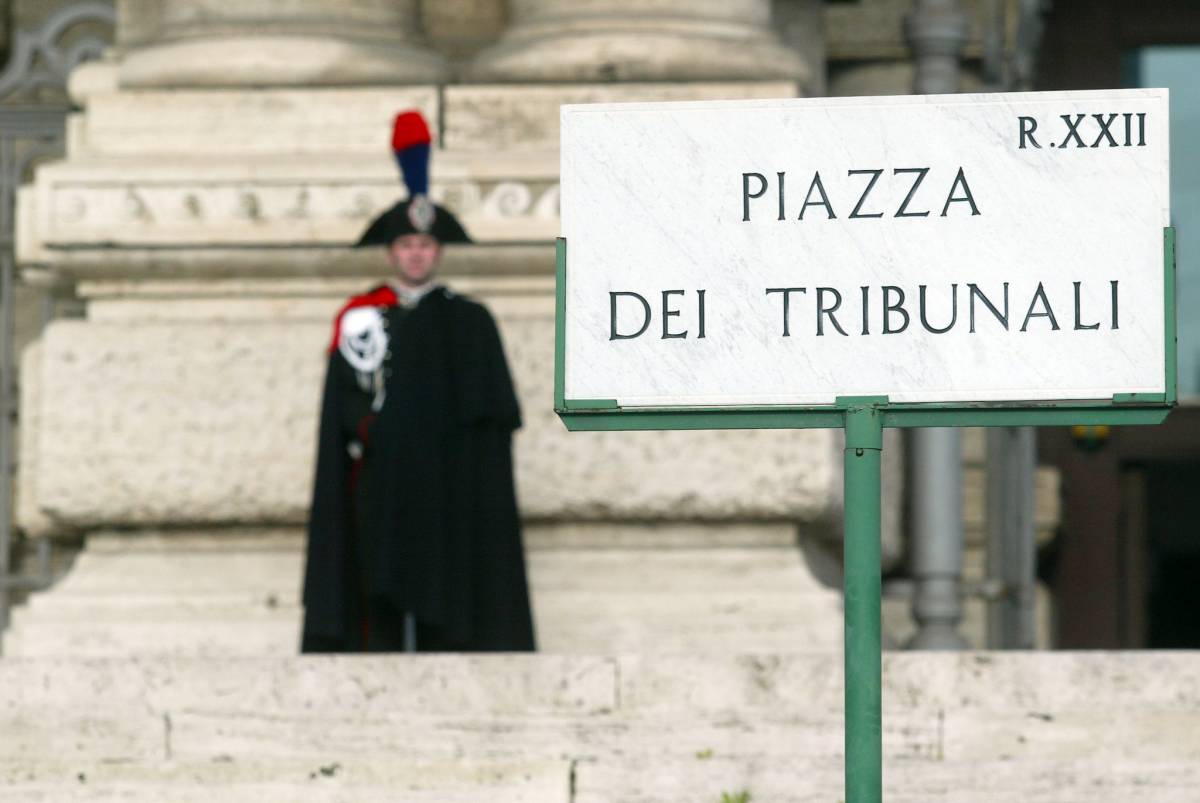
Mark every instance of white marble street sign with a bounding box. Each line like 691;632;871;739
559;89;1170;407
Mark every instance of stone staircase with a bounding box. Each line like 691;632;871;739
3;533;1199;801
1;651;1199;801
2;531;843;657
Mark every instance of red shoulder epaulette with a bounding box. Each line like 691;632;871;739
327;285;398;354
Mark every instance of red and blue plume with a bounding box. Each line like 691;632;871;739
391;110;432;198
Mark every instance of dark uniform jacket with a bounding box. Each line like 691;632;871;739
301;284;535;652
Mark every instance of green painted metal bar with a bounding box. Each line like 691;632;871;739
882;406;1170;429
554;237;567;411
560;410;846;431
843;402;884;803
559;405;1168;432
1164;226;1178;404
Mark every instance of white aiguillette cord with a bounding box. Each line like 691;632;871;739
390;279;437;308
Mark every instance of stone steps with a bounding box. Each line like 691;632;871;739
3;598;841;657
4;759;570;803
4;540;843;657
16;589;840;619
6;758;1199;803
0;653;1197;801
575;757;1200;803
48;545;829;594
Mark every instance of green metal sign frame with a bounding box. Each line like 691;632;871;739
554;228;1176;803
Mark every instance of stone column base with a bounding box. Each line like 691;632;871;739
119;35;447;88
471;1;807;83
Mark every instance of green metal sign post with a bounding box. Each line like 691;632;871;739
843;402;884;803
555;228;1176;803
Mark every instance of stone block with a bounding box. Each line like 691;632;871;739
825;0;993;60
23;303;845;529
2;760;571;803
523;521;798;550
0;654;619;718
29;319;326;527
0;711;162;767
4;603;844;658
422;0;508;62
77;88;439;157
1;652;1199;801
5;531;846;656
528;547;834;592
443;82;800;151
16;340;55;537
827;59;988;98
575;756;1200;803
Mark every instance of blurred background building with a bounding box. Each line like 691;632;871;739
0;0;1197;660
0;1;1197;799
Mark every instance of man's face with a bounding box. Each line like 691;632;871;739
388;233;441;286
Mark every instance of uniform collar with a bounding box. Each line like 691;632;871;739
390;280;439;308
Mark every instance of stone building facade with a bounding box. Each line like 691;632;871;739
6;0;1051;652
6;7;1200;800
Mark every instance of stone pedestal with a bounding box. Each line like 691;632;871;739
471;0;807;83
13;1;868;656
14;69;891;548
117;0;447;87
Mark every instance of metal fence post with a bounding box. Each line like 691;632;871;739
986;426;1038;648
905;0;970;651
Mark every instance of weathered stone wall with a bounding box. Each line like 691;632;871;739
19;286;843;533
10;0;1062;607
13;1;886;571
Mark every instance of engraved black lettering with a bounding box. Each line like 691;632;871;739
1124;112;1133;146
766;287;807;337
742;172;767;221
1137;113;1147;146
919;284;959;334
816;288;849;336
1091;113;1119;148
1018;116;1041;149
697;289;707;339
848;169;884;219
894;167;931;218
861;286;870;335
610;292;651;340
1111;280;1120;329
776;172;786;221
799;172;837;220
882;286;909;334
1060;114;1087;148
968;283;1009;332
941;167;981;217
1073;281;1100;330
1020;283;1060;332
661;290;687;339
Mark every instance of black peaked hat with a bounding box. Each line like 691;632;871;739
355;110;471;247
356;198;472;246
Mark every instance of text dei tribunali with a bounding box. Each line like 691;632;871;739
606;167;1122;341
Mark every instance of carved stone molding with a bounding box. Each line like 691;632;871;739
25;168;562;255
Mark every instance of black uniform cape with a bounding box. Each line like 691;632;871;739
301;287;535;652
